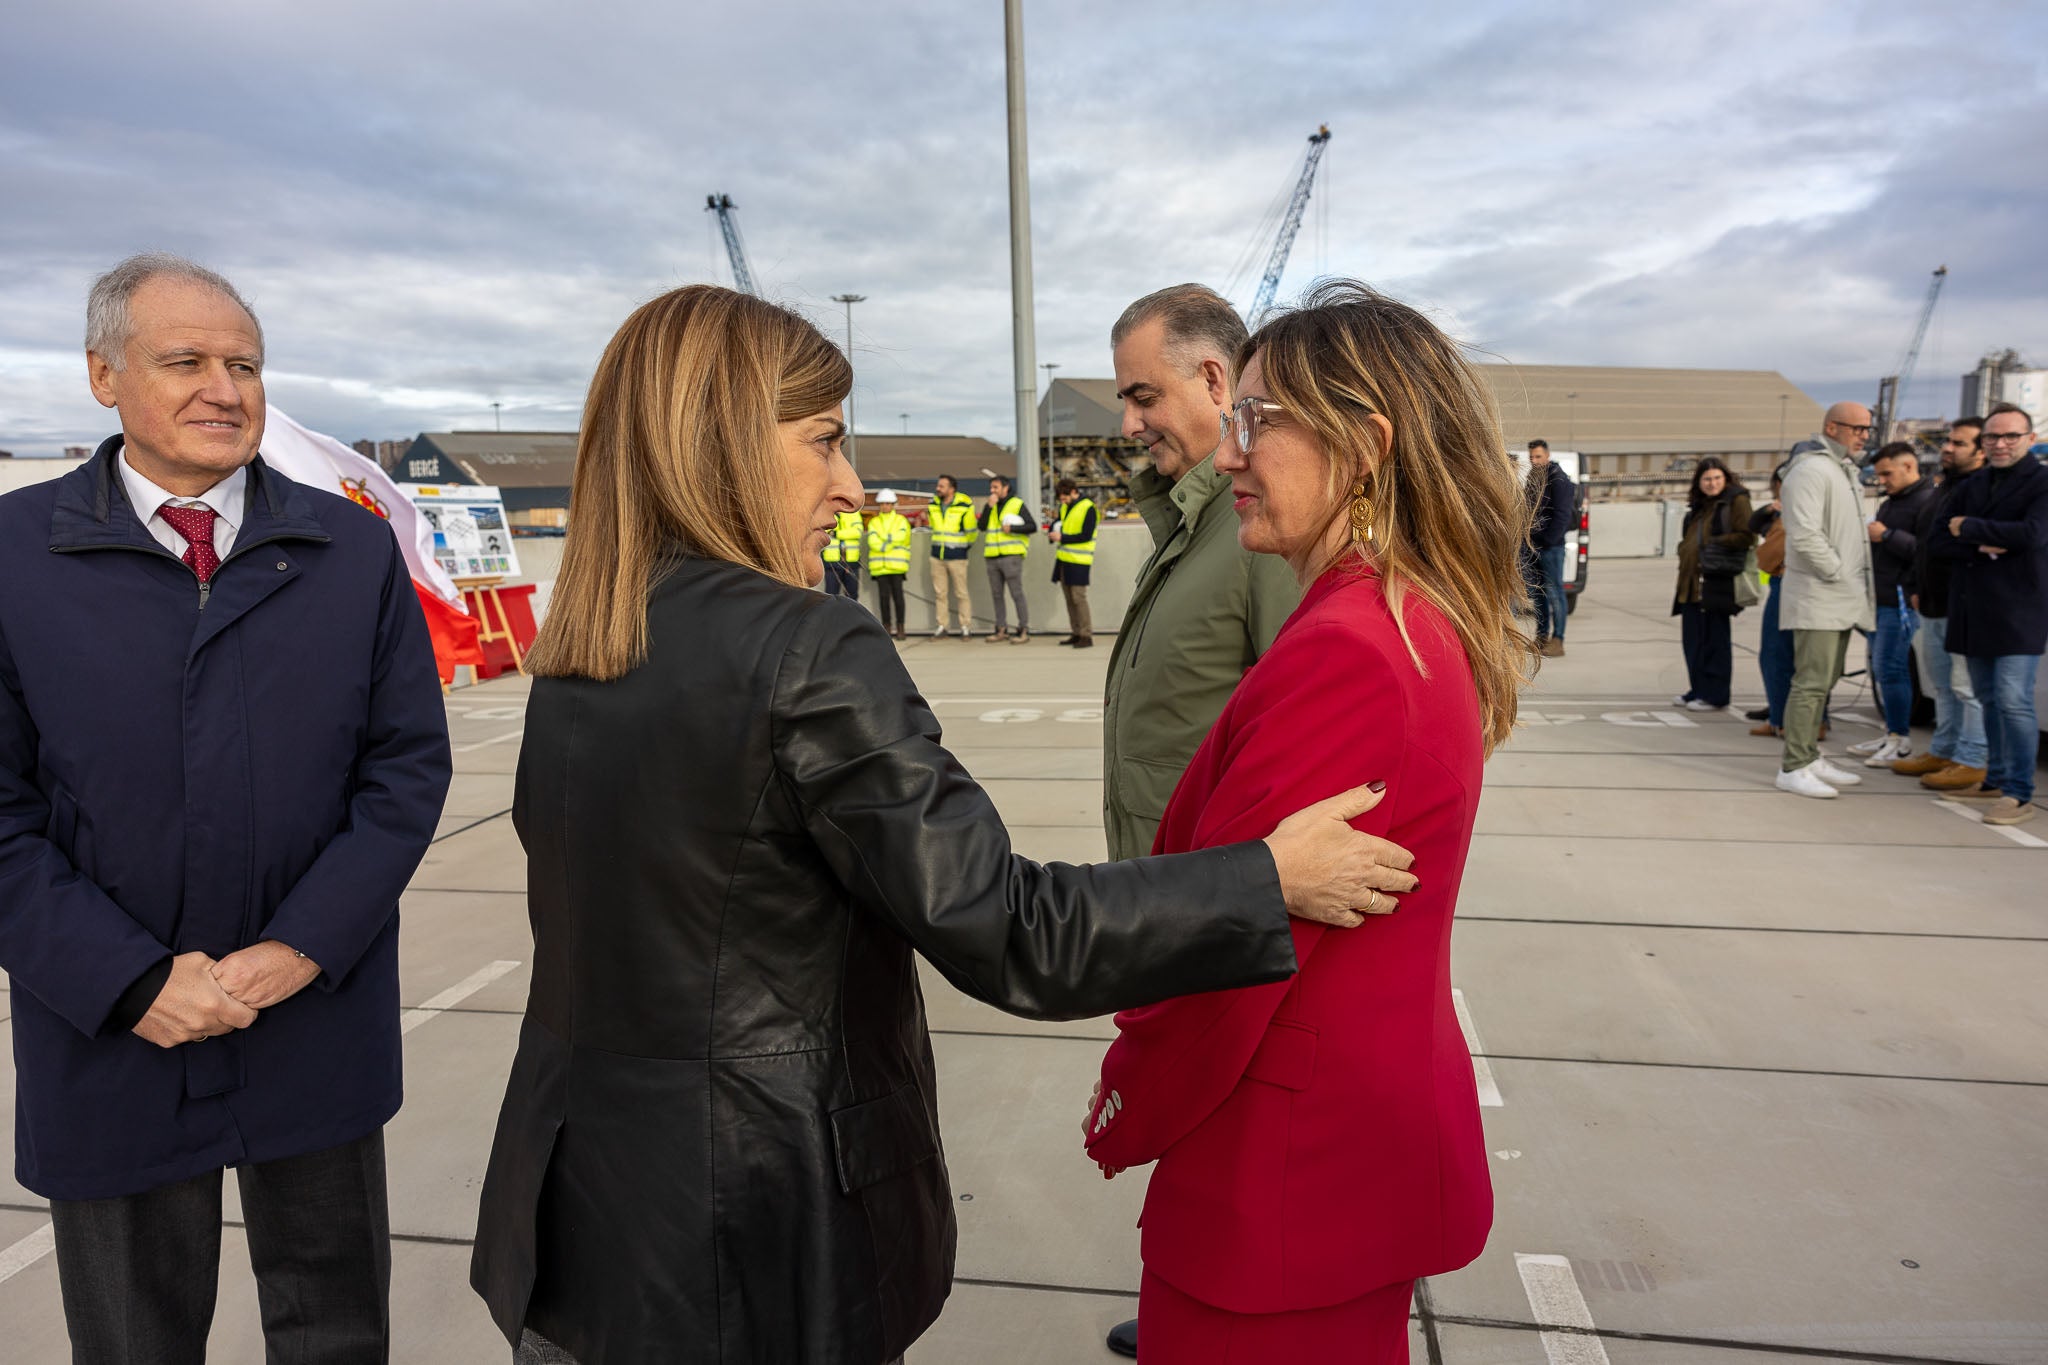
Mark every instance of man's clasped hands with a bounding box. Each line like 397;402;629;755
131;941;322;1049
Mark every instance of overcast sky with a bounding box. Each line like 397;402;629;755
3;0;2044;456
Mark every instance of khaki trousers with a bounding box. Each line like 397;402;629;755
1062;582;1092;641
930;557;971;632
1782;627;1850;771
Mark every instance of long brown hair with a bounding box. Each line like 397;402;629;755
1240;280;1533;753
524;285;852;680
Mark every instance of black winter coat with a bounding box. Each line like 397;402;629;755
470;558;1299;1365
1930;454;2048;657
1871;477;1936;607
1526;463;1575;548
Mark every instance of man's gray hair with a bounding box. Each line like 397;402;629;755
1110;284;1248;374
85;252;263;369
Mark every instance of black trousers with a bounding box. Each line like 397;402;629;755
823;562;859;598
873;574;906;632
50;1131;391;1365
1679;601;1733;707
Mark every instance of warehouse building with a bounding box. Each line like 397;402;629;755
1043;365;1826;504
388;431;577;525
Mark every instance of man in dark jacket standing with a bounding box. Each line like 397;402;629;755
1892;419;1988;789
1524;438;1575;656
0;254;451;1360
1853;442;1938;765
1928;402;2048;827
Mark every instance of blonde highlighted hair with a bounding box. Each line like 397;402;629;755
1240;280;1533;753
524;285;852;680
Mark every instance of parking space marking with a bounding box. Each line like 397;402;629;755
1451;989;1504;1107
453;729;525;754
400;960;522;1035
1514;1253;1611;1365
0;1220;54;1285
1932;798;2047;849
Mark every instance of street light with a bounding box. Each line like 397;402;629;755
831;294;867;470
900;413;909;434
1040;361;1060;391
491;401;501;432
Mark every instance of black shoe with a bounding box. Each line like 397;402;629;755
1072;637;1093;648
1744;707;1770;722
1057;636;1079;646
1106;1318;1137;1358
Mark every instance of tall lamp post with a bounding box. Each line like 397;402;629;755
491;401;502;432
900;412;909;434
1004;0;1040;516
1040;361;1060;390
832;293;867;471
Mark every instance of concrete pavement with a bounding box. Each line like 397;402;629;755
0;555;2041;1362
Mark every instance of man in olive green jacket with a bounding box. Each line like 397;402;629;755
1102;285;1302;864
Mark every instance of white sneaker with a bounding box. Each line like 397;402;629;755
1672;693;1692;707
1811;756;1864;787
1845;736;1889;756
1777;764;1839;799
1864;735;1911;767
1684;699;1723;712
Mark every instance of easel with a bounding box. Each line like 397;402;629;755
457;577;526;676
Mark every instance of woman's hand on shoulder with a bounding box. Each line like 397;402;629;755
1263;781;1417;927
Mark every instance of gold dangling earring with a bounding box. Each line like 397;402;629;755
1349;480;1374;547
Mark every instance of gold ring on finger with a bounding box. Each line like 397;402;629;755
1367;888;1382;914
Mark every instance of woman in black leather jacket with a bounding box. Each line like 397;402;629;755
469;286;1420;1365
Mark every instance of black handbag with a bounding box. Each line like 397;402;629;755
1697;500;1749;576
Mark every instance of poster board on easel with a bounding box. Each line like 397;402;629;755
399;483;523;582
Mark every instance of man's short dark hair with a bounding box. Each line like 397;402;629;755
936;473;957;486
1527;438;1550;453
1110;284;1249;373
1055;478;1078;496
1872;441;1917;465
989;474;1010;490
1950;417;1984;439
1985;402;2033;427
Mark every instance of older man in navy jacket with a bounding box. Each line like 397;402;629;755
1929;401;2048;828
0;254;451;1361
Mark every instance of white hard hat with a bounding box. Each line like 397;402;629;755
876;489;898;504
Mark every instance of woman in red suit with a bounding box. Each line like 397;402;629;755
1083;280;1533;1362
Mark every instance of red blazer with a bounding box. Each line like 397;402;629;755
1085;565;1492;1312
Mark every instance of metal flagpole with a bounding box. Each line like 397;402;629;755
1003;0;1040;518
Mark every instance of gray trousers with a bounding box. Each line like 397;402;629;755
50;1131;391;1365
986;555;1028;634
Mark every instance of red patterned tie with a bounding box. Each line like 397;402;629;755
157;503;221;583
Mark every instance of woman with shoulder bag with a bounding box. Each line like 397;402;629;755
1671;456;1753;712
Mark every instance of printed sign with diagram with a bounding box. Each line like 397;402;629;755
399;483;523;580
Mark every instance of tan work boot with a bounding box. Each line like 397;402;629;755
1890;752;1950;777
1922;764;1989;791
1982;799;2038;827
1939;782;2006;802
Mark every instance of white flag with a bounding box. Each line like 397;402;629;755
258;406;463;608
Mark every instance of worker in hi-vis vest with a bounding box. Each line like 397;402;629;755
821;508;863;599
1048;477;1099;648
979;473;1037;643
926;474;979;638
866;488;913;641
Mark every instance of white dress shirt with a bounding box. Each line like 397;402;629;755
118;451;245;563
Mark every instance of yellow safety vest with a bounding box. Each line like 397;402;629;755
982;497;1029;558
866;512;912;576
821;511;864;563
1055;498;1097;566
928;493;979;555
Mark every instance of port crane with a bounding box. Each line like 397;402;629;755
705;193;758;296
1244;125;1333;324
1873;265;1947;443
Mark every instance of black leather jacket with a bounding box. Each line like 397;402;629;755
470;557;1298;1364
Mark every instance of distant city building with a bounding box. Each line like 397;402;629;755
841;435;1013;497
354;437;414;465
1044;365;1825;504
0;449;12;460
392;431;576;524
63;445;91;460
1961;350;2044;425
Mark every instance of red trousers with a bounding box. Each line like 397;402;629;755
1137;1271;1414;1363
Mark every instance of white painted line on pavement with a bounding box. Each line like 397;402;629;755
1932;799;2047;849
453;729;525;754
1451;988;1504;1107
400;960;523;1035
1514;1253;1612;1365
928;696;1102;706
0;1221;54;1284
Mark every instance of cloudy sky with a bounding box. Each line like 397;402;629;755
3;0;2043;456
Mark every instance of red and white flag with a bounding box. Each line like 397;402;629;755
259;406;485;680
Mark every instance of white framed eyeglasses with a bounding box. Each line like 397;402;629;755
1221;397;1287;454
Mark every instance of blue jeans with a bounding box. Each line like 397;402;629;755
1965;654;2040;805
1527;544;1568;641
1759;577;1794;728
1872;603;1920;736
1917;616;1986;767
